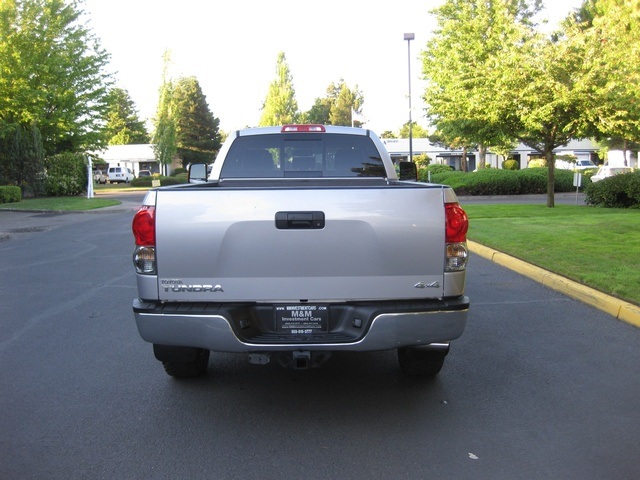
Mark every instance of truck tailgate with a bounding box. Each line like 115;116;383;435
155;185;446;302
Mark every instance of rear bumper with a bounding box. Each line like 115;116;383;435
133;297;469;352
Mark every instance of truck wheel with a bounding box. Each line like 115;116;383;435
158;347;210;378
397;344;449;377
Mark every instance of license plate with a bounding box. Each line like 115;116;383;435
275;305;328;334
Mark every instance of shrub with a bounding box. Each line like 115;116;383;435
463;169;521;195
171;167;187;176
43;152;87;196
426;166;578;195
130;174;188;188
553;168;575;192
528;158;546;168
517;168;548;194
502;159;520;170
418;164;453;182
0;185;21;203
585;171;640;208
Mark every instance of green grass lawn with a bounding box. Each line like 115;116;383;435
0;196;120;210
464;204;640;305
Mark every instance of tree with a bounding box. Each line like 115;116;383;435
399;122;429;139
423;0;597;207
304;79;364;126
259;52;299;126
173;76;222;167
0;122;45;196
574;0;640;165
104;87;149;145
152;51;177;176
330;81;364;126
422;0;539;171
0;0;112;155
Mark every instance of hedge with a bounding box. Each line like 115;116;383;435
425;167;576;195
44;152;87;196
0;185;21;203
585;170;640;208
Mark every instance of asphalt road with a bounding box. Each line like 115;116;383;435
0;194;638;480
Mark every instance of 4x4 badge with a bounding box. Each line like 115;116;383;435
414;281;440;289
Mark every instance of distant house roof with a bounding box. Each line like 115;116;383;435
96;144;155;163
382;138;600;157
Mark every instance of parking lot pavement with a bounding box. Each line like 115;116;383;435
458;192;586;205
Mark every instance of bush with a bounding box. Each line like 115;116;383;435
585;171;640;208
0;185;21;203
502;159;520;170
425;166;578;195
517;168;548;194
44;152;87;196
418;164;453;182
171;167;187;176
130;174;188;188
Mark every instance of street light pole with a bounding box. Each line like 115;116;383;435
404;32;415;163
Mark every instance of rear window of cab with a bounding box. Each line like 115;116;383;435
220;133;385;179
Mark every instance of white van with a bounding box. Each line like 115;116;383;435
108;166;134;183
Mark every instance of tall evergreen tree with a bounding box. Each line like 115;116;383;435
259;52;298;126
173;76;222;166
104;87;149;145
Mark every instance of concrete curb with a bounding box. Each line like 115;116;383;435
468;240;640;329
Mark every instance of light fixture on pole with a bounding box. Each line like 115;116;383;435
404;32;415;163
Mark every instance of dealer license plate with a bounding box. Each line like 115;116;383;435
275;305;329;334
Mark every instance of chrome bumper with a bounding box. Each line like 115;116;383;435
133;298;468;352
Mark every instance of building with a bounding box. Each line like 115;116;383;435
381;138;637;170
94;144;181;176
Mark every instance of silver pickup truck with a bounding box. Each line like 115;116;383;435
132;125;469;378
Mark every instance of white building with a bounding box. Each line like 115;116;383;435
381;138;626;170
94;144;181;176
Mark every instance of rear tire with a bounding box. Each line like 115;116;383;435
154;346;210;378
398;344;449;377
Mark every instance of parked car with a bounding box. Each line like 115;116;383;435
591;166;634;183
575;159;598;170
108;166;134;183
138;169;152;177
93;169;108;184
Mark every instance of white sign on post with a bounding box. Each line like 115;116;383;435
573;172;582;187
573;172;582;205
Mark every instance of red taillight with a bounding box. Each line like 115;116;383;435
445;203;468;243
132;206;156;246
281;124;326;133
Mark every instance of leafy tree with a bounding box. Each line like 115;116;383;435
259;52;298;126
152;51;177;176
423;0;601;206
399;122;429;139
0;0;112;155
306;97;332;125
304;80;364;126
173;76;222;166
422;0;539;171
104;87;149;145
574;0;640;165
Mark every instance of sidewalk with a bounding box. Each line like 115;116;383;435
469;240;640;329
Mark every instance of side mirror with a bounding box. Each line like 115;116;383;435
188;163;208;184
399;161;418;181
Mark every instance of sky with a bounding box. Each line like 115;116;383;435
82;0;584;135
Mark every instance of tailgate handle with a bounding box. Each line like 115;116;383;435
275;211;325;230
